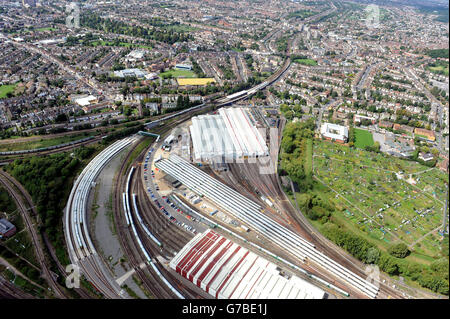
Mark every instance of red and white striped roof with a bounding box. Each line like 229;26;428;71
170;230;325;299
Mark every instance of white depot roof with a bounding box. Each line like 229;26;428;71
190;107;269;161
170;230;325;299
190;114;236;160
320;122;348;140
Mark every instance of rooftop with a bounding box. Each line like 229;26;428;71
170;229;325;299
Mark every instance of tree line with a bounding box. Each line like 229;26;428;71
81;14;193;45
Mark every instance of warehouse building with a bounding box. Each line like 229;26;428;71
113;68;153;80
175;63;193;70
189;107;269;162
170;230;326;299
0;218;16;239
320;122;348;143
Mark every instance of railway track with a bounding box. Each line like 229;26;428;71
112;138;192;298
0;276;36;299
217;158;406;299
0;135;104;164
112;137;170;299
133;165;193;254
0;170;68;299
64;138;138;299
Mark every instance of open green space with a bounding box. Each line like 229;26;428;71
90;40;152;50
293;58;318;66
312;140;445;262
167;24;199;32
287;9;317;20
0;133;94;152
281;124;448;294
0;84;17;98
304;139;313;176
0;186;17;213
159;68;196;78
428;62;449;76
36;27;57;32
4;144;102;267
425;48;449;59
354;128;374;149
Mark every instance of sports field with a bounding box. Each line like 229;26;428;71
0;84;17;98
354;128;374;148
160;69;196;78
312;140;446;263
293;58;318;66
177;78;216;86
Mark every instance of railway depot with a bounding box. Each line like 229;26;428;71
170;229;326;299
189;107;269;162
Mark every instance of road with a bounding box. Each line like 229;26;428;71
404;67;448;153
316;99;340;131
6;36;110;100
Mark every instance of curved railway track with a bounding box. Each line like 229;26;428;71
112;138;172;299
112;138;193;299
215;159;407;299
0;169;68;299
133;166;193;254
65;138;138;299
0;135;104;164
0;276;36;299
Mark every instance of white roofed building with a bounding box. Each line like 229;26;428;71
71;94;98;107
320;122;348;143
189;107;269;162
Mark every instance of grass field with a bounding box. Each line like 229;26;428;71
177;78;216;86
0;84;17;98
354;128;374;148
293;58;318;66
36;27;57;32
428;65;449;76
91;40;152;50
312;140;446;263
167;24;199;32
427;60;449;76
160;69;196;78
0;134;93;152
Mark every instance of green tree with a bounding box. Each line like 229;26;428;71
388;243;410;258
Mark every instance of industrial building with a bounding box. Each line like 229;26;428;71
156;154;379;298
70;94;98;107
0;218;16;238
189;107;269;162
170;230;326;299
320;122;348;143
126;49;147;62
113;68;153;80
175;63;193;70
